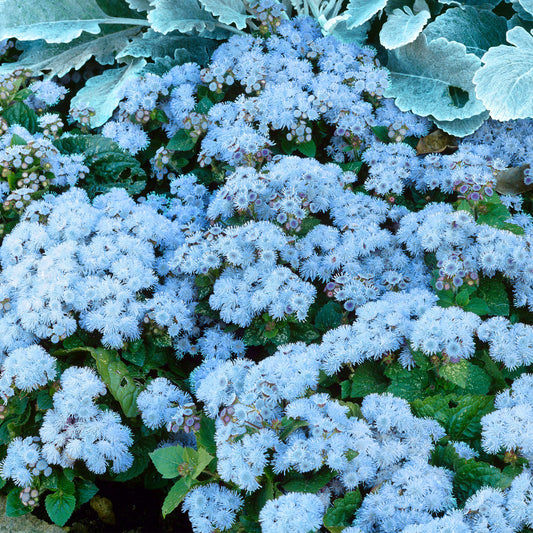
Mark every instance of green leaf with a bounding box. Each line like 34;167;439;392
447;395;494;441
473;27;533;121
148;0;217;34
424;6;507;58
455;459;514;503
380;7;430;50
0;27;141;79
344;0;388;30
9;134;28;146
198;0;249;30
86;347;140;418
195;96;214;114
386;34;486;122
193;447;214;478
297;140;316;158
162;478;192;517
438;360;491;395
339;161;363;173
69;58;146;127
283;468;336;493
150;445;186;479
433;444;514;505
477;279;510;317
476;195;515;231
45;490;76;526
76;479;99;506
464;297;491;316
3;102;38;134
279;417;308;440
386;364;429;401
412;394;454;428
342;361;388;398
196;415;217;456
323;490;362;533
0;0;138;43
54;134;146;197
314;301;343;332
5;488;31;517
167;129;197;151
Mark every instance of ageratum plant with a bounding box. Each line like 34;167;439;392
0;1;532;532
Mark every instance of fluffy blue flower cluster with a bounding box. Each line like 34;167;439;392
2;6;533;532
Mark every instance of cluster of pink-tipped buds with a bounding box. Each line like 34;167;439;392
454;177;494;205
219;405;235;425
20;487;39;508
167;403;201;434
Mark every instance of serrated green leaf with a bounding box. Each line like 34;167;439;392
386;34;485;122
473;27;533;121
148;0;217;34
314;301;343;332
54;134;146;197
168;129;197;151
455;459;514;503
279;417;308;440
162;477;193;517
76;479;99;506
5;488;31;517
297;139;316;157
343;361;388;398
323;490;362;533
0;27;141;79
380;7;430;49
198;0;249;29
439;360;491;395
339;161;363;172
478;279;510;317
196;415;216;456
386;364;429;401
69;58;146;127
464;297;491;316
150;445;187;479
424;6;507;57
193;447;214;478
412;394;453;428
45;490;76;526
447;395;494;441
344;0;388;30
283;469;336;493
3;102;38;134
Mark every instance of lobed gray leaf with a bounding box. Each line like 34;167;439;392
386;34;486;121
148;0;217;34
0;27;141;79
473;26;533;121
380;7;430;49
424;6;507;57
198;0;250;30
69;59;147;127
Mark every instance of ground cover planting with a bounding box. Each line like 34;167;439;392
0;1;532;532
